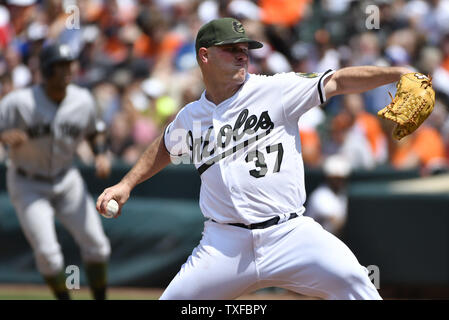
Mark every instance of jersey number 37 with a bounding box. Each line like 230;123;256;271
245;143;284;178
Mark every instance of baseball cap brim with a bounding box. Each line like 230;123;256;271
53;57;75;63
213;38;263;49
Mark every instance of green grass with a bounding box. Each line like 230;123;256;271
0;285;161;300
0;284;307;300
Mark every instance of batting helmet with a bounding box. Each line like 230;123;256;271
39;43;76;78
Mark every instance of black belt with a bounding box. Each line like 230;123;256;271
16;167;66;183
213;213;298;230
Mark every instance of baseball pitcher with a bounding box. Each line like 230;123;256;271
0;43;111;300
97;18;433;299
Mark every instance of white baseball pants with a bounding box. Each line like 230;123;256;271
160;215;381;300
7;167;111;276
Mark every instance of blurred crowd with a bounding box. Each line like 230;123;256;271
1;0;449;175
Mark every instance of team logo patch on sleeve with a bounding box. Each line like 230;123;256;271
295;72;319;78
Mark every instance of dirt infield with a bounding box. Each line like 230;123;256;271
0;284;313;300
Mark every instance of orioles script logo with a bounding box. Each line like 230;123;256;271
186;109;274;169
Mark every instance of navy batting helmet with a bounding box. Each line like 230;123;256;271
39;43;76;78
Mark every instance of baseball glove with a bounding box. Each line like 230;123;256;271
377;72;435;140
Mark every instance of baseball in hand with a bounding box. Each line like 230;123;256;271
103;199;119;218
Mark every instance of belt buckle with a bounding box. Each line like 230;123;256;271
277;213;290;224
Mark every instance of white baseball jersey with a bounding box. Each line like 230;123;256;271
161;70;381;300
0;84;97;176
164;71;334;225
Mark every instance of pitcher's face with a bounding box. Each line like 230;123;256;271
207;43;249;84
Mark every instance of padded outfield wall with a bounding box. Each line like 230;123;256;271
4;162;449;289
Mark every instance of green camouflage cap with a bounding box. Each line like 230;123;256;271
195;18;263;54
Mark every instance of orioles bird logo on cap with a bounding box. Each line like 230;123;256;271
232;21;245;34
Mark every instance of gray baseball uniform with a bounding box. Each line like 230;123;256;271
0;83;110;276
